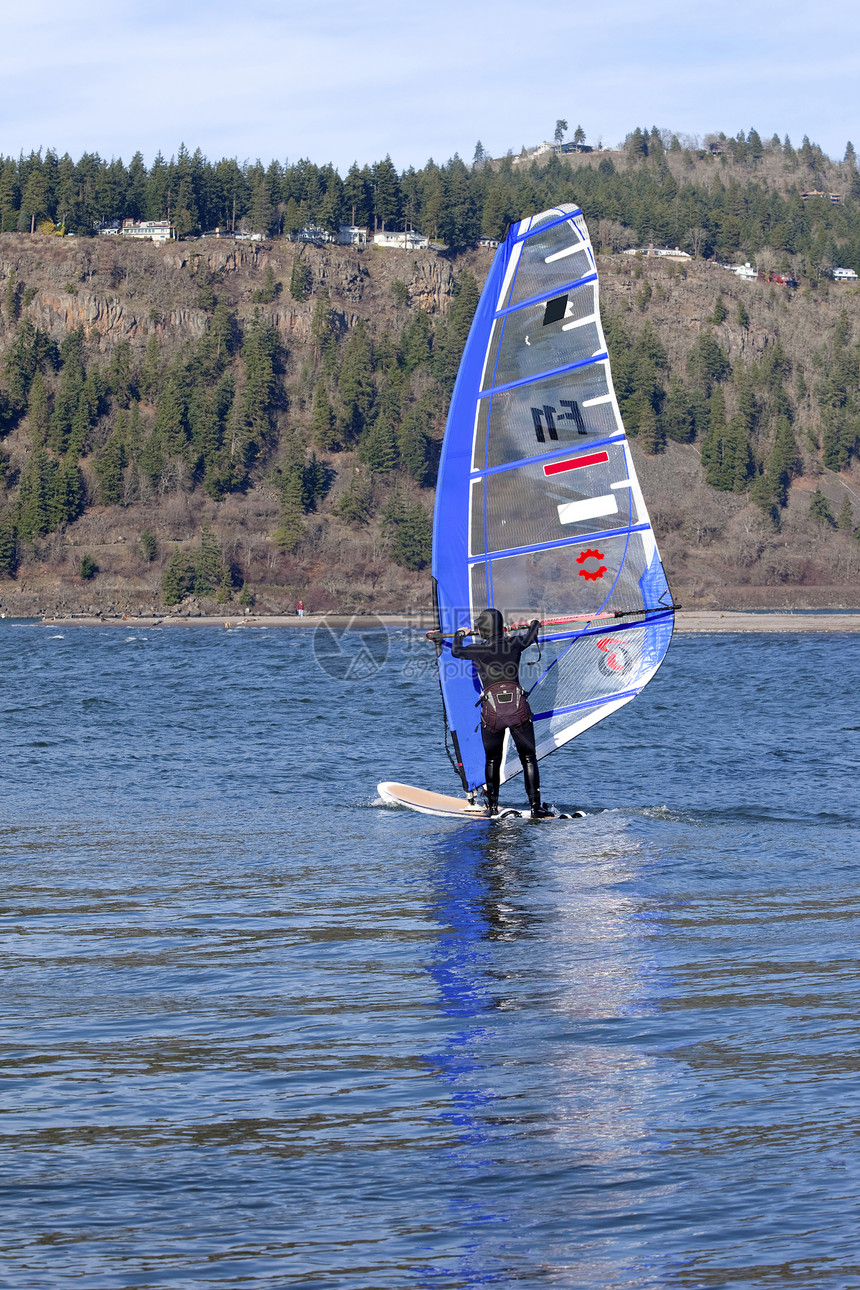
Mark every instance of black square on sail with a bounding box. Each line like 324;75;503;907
542;294;568;326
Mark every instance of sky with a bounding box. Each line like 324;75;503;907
1;0;857;172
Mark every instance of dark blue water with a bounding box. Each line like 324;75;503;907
1;623;858;1289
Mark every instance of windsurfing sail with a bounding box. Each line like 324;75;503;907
432;204;674;793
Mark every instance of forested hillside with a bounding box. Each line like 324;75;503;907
0;130;859;617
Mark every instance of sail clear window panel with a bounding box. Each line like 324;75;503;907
471;363;618;471
481;282;601;393
469;444;635;556
500;625;653;781
469;531;652;620
500;219;591;310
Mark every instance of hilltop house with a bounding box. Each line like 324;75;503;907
337;225;367;245
833;267;858;280
100;219;175;243
373;228;429;250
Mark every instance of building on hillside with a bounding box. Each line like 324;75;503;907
833;267;858;280
201;227;240;239
623;245;691;260
559;141;593;154
118;219;175;243
725;261;758;281
337;225;367;245
477;237;499;249
234;230;264;241
97;220;122;235
801;191;841;204
292;223;332;244
373;228;429;250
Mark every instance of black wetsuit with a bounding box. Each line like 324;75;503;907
452;618;541;811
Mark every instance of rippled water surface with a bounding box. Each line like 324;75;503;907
1;622;858;1289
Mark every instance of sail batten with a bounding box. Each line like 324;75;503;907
432;203;674;792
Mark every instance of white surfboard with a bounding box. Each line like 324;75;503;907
378;782;491;819
377;782;582;820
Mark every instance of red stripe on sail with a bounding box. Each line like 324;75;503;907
543;450;609;476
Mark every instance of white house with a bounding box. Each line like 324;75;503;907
833;267;858;281
623;245;691;260
338;225;367;245
728;262;758;281
373;229;429;251
119;219;175;243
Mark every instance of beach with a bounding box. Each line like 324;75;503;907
34;610;860;632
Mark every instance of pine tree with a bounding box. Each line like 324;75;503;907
94;420;127;506
382;495;432;570
0;516;19;576
194;523;223;594
162;550;193;605
17;448;57;540
289;253;311;301
809;488;836;527
338;320;374;441
662;377;694;443
837;495;854;531
26;372;50;446
360;416;398;472
436;273;479;392
51;456;85;529
310;382;338;450
139;336;161;402
736;300;750;329
140;530;157;562
709;294;728;324
108;339;136;407
334;470;374;524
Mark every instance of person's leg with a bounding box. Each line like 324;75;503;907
481;725;504;814
510;722;548;816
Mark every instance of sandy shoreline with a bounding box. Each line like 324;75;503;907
32;610;860;633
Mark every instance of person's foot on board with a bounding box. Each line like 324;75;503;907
530;802;554;819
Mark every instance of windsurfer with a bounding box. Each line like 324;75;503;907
449;608;552;819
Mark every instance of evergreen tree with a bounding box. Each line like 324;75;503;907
310;382;338;450
0;515;18;576
662;376;694;443
139;335;162;402
338;320;374;440
26;372;50;446
767;416;800;506
17;448;57;540
289;253;311;301
108;340;136;407
334;470;374;524
436;273;479;392
360;416;398;472
194;523;223;594
51;456;85;528
709;294;728;325
140;529;157;562
382;494;432;570
809;488;836;526
837;494;854;531
94;417;127;506
162;549;193;604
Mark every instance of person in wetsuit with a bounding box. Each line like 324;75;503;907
451;607;552;819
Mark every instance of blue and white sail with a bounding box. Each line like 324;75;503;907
432;204;674;791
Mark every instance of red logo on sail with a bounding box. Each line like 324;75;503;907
596;637;632;676
576;548;606;580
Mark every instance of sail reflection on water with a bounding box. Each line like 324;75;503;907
420;821;679;1285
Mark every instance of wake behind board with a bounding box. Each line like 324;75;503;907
378;782;582;821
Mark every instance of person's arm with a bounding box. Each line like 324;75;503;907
451;629;485;660
516;619;541;649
